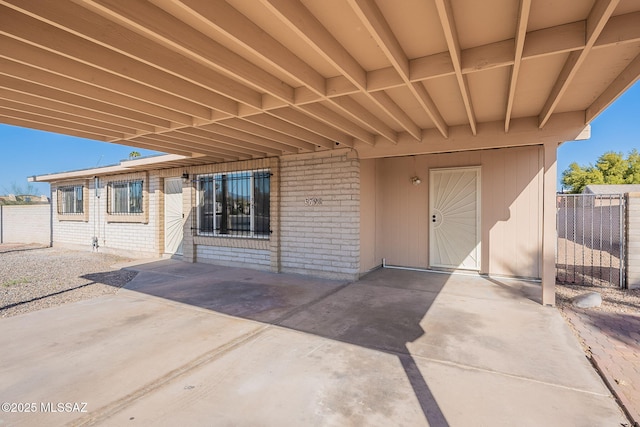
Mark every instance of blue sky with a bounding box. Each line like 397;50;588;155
0;81;638;195
0;128;161;195
557;81;640;190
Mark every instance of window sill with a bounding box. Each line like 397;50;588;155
58;214;88;222
106;213;148;224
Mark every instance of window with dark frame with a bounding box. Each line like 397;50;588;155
58;185;84;214
197;170;270;238
108;180;143;214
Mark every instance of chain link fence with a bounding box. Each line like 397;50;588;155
556;194;625;288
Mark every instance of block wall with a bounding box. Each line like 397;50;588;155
626;192;640;289
279;149;360;280
181;157;279;272
0;204;51;245
51;174;160;258
196;246;271;269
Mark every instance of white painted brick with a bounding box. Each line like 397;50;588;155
280;150;360;280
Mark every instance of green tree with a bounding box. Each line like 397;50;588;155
626;149;640;184
562;150;640;193
128;151;141;159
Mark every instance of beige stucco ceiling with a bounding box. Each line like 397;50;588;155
1;0;639;162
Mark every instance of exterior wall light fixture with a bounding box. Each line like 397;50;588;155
182;172;190;183
411;176;422;186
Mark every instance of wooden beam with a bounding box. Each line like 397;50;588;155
260;0;365;89
137;131;255;159
269;107;354;147
330;96;397;143
0;115;111;141
0;3;240;115
505;0;531;132
411;82;448;138
260;0;410;143
242;114;334;149
82;0;295;104
0;35;212;120
177;128;282;157
0;106;124;139
586;53;640;123
348;0;443;139
595;11;640;48
298;103;374;145
0;87;157;132
196;122;292;154
0;98;138;135
217;117;314;152
175;0;326;95
538;0;620;128
0;57;194;126
0;74;172;128
354;112;587;159
126;135;225;159
434;0;476;135
273;13;640;102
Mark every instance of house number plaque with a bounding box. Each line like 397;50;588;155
304;197;323;206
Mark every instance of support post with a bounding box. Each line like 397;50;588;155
182;176;196;263
542;141;558;306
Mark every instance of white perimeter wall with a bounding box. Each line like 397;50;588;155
0;204;51;245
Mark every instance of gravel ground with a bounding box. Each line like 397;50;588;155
0;246;137;318
555;283;640;315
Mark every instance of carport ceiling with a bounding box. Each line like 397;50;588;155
1;0;639;162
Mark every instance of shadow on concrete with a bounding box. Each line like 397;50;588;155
94;260;454;425
85;260;562;426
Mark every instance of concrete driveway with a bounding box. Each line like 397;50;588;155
0;260;629;426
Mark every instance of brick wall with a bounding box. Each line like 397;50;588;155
280;149;360;280
0;204;51;245
182;157;279;272
626;192;640;289
196;245;271;269
51;174;160;258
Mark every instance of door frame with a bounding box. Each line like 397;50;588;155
164;177;184;256
428;166;481;271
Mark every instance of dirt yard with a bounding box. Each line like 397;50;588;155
0;245;136;318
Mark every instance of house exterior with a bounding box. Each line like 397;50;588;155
4;1;640;306
38;141;562;283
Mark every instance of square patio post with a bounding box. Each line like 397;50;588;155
542;141;557;306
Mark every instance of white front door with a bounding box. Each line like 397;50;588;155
429;167;481;270
164;178;184;255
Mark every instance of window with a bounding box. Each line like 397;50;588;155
58;185;84;214
197;170;270;238
108;180;143;214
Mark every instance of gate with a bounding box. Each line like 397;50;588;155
556;194;625;288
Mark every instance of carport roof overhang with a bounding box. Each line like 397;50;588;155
1;0;639;163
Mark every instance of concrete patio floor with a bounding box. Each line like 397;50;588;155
0;260;629;426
